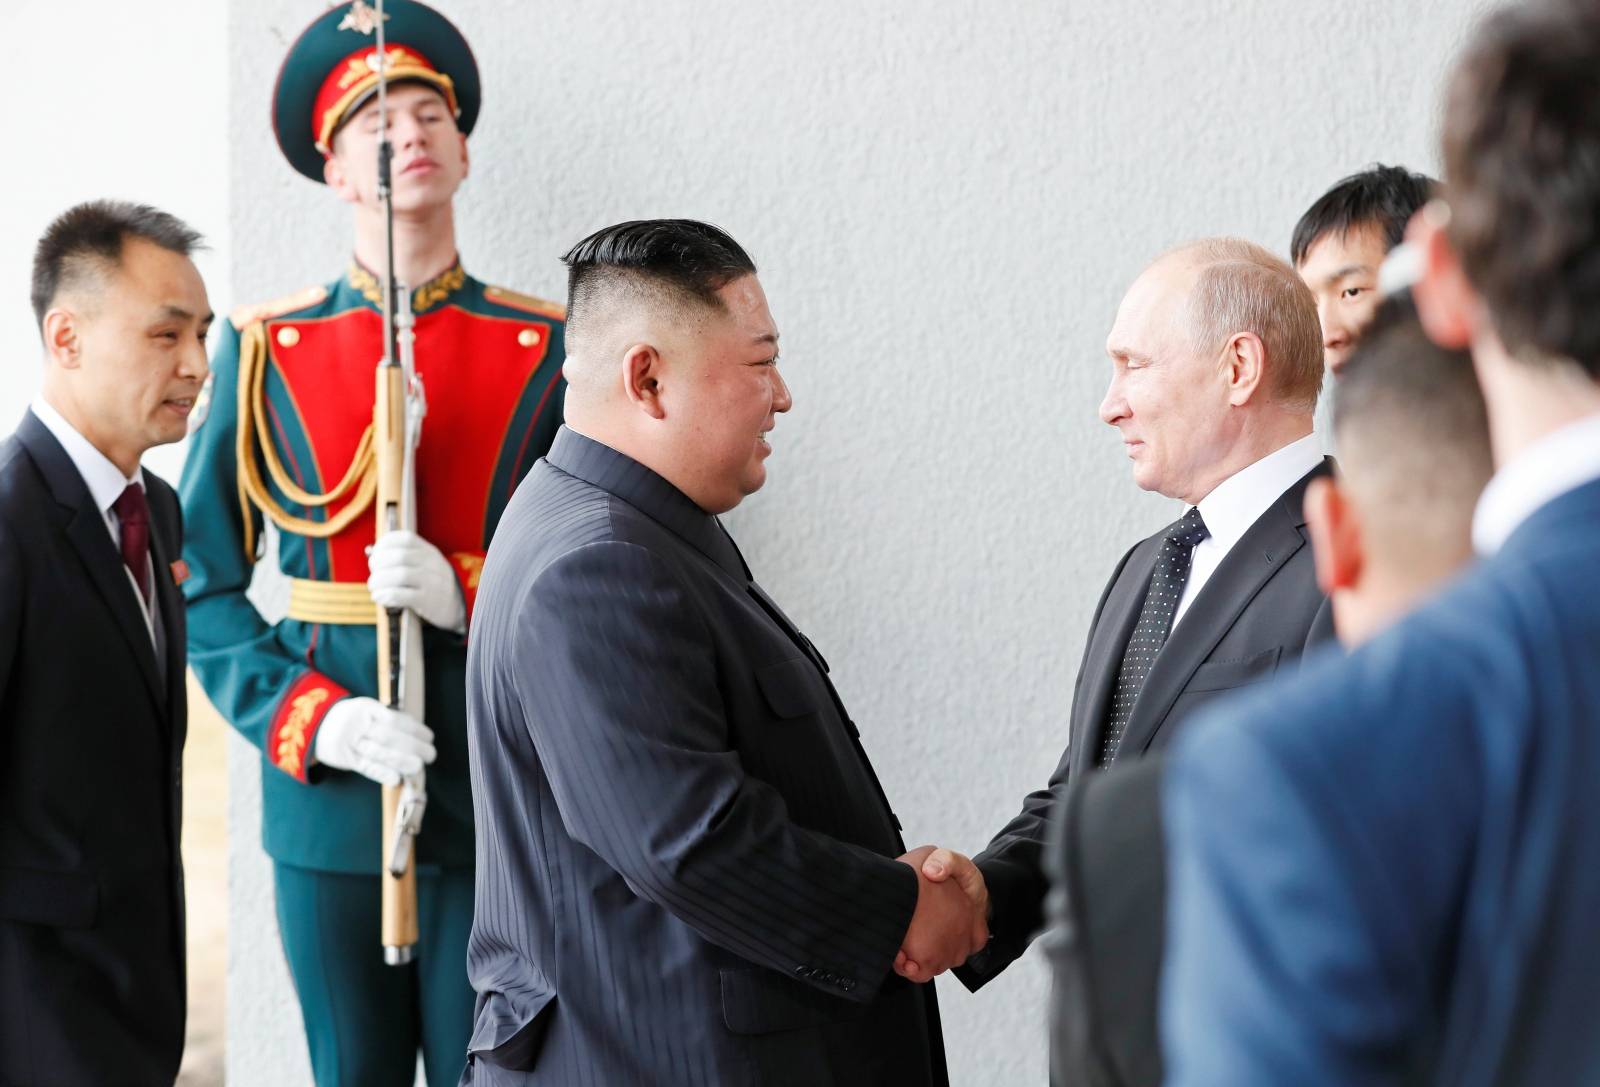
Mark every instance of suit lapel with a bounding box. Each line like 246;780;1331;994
1116;461;1329;758
18;413;166;710
1068;539;1157;773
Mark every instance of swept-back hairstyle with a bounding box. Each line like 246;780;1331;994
562;219;756;341
31;200;204;328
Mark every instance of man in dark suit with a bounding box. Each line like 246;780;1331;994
1163;5;1600;1082
461;219;980;1085
1043;295;1493;1087
0;201;211;1085
913;240;1332;999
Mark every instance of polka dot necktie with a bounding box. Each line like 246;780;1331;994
1098;507;1209;766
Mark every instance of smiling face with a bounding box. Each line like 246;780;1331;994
662;274;791;513
1296;221;1389;375
46;237;213;474
324;82;469;213
1101;258;1236;503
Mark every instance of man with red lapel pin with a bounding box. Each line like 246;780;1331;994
2;199;210;1085
178;2;566;1083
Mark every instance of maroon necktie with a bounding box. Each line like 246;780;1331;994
113;483;152;607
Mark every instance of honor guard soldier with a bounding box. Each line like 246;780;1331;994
178;3;566;1084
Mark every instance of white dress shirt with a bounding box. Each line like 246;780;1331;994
1172;432;1325;629
31;397;161;650
1473;412;1600;556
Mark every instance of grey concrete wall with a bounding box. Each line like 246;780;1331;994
225;2;1486;1082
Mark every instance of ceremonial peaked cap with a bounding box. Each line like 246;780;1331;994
272;0;481;183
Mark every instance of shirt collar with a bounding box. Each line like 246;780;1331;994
30;396;141;515
1194;432;1323;550
545;426;748;581
1473;412;1600;555
346;257;467;315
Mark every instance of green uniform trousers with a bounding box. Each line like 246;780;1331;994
274;863;475;1087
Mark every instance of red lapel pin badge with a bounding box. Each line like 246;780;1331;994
171;559;191;587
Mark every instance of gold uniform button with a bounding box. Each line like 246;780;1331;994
276;326;301;348
518;328;541;348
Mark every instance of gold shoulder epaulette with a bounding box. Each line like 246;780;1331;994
484;285;566;321
230;285;329;330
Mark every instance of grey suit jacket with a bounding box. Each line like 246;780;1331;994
462;427;946;1087
958;460;1335;989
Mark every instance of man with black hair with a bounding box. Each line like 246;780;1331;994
1291;164;1436;374
462;219;968;1085
1163;2;1600;1081
1;199;210;1085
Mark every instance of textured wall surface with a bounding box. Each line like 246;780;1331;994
226;1;1485;1082
1;0;232;480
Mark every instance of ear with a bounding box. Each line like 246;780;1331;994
1409;202;1478;350
323;152;361;206
42;308;83;369
1223;331;1267;407
621;342;666;420
1304;476;1363;596
457;132;470;181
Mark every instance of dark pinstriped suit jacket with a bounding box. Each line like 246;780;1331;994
462;427;946;1086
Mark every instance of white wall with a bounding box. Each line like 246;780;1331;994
7;0;1481;1083
2;0;231;482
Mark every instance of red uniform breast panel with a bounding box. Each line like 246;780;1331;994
266;305;551;581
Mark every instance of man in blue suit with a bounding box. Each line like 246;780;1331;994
1161;3;1600;1084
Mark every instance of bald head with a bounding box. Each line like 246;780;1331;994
1163;237;1325;411
1101;236;1322;503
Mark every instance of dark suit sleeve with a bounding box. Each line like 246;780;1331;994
516;540;919;1002
956;542;1139;991
0;516;18;725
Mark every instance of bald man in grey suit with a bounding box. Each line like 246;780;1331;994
461;219;985;1086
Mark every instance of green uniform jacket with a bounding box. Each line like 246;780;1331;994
180;262;565;872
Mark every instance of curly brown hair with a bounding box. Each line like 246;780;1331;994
1442;0;1600;378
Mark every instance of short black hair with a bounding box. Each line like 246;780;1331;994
30;200;204;328
1290;164;1438;267
1443;0;1600;378
561;219;756;336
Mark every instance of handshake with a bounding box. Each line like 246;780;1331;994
893;845;989;983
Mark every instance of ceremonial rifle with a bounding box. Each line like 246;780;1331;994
371;0;429;966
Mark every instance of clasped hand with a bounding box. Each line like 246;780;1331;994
893;845;989;983
366;530;467;634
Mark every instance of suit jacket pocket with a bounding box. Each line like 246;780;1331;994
0;865;98;928
466;989;555;1071
754;657;824;719
720;967;865;1035
1184;647;1282;694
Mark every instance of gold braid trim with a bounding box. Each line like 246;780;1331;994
234;321;377;560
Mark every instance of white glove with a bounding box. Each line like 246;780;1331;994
313;696;437;786
366;530;466;634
